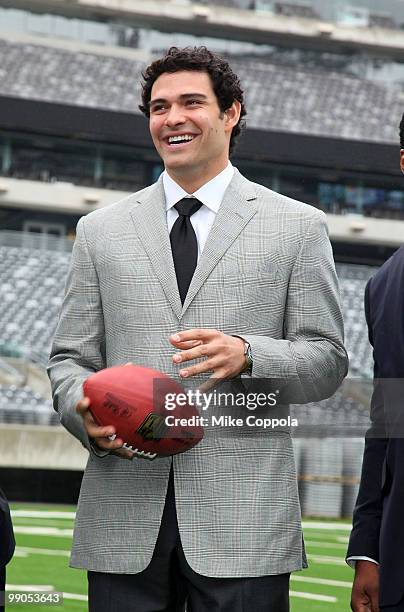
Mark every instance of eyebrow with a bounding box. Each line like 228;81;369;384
149;93;208;107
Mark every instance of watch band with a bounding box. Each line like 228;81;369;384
243;341;253;373
231;335;253;373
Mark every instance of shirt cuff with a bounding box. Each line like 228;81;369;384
346;556;379;569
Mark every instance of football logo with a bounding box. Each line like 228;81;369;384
136;413;167;441
102;392;134;418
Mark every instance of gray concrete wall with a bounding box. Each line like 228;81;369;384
0;424;88;470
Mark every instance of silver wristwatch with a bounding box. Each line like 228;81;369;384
242;340;253;373
231;335;253;374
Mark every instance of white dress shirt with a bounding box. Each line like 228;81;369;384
346;555;378;568
163;162;235;258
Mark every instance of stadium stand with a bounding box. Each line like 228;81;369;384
233;57;402;143
0;384;56;426
273;1;319;19
369;12;397;29
0;38;145;114
0;232;71;426
207;0;250;8
288;262;375;517
336;262;374;377
0;37;402;146
0;242;70;366
289;262;373;446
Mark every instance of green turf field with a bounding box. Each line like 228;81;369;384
6;505;354;611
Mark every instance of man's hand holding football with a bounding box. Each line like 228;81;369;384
76;397;135;460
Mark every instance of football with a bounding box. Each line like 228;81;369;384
83;364;203;460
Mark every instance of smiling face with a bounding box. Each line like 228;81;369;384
149;70;241;192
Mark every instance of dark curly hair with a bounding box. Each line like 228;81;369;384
139;46;247;156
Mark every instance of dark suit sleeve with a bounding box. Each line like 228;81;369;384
346;279;388;563
0;488;15;568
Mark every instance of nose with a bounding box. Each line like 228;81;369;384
165;103;186;127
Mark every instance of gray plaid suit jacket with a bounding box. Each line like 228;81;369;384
48;169;348;577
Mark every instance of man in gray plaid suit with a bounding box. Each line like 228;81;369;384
48;47;348;611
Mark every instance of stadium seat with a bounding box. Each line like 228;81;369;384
0;37;401;152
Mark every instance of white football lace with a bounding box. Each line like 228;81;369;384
122;442;157;460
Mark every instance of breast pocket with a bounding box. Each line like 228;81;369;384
221;256;282;286
214;256;287;320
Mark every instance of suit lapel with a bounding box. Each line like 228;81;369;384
182;170;258;315
129;178;183;320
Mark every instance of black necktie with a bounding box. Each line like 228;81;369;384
170;197;203;304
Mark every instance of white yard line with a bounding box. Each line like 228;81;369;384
7;585;55;591
16;547;70;557
12;511;76;519
14;526;73;537
307;554;347;566
291;575;352;588
304;540;349;549
336;536;350;543
302;521;352;531
62;592;88;602
290;590;337;603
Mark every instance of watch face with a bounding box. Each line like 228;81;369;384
246;345;253;369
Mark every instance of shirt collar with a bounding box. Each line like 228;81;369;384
163;162;234;213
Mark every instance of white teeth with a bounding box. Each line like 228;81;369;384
168;135;194;144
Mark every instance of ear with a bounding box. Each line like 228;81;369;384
224;100;241;133
400;149;404;174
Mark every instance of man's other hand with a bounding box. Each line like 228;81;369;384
351;560;380;612
170;329;247;385
76;397;135;460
